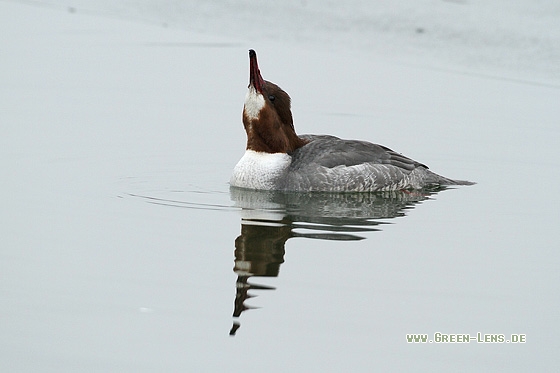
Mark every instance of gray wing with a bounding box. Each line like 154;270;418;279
291;135;427;171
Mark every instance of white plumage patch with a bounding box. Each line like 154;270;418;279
244;87;265;120
231;150;291;190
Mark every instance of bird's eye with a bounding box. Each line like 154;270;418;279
268;95;276;102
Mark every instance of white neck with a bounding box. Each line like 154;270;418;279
244;87;265;120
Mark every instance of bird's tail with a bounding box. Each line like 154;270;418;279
425;170;476;186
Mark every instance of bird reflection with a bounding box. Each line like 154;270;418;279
228;186;447;336
230;221;288;335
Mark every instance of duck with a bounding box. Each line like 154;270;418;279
231;49;474;192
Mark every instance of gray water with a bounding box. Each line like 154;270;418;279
1;1;559;371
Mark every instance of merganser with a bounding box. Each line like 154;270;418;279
231;49;474;192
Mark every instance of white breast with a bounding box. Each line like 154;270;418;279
230;150;292;190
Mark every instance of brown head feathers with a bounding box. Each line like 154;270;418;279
242;50;308;153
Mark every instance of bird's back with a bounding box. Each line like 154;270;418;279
280;135;470;192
